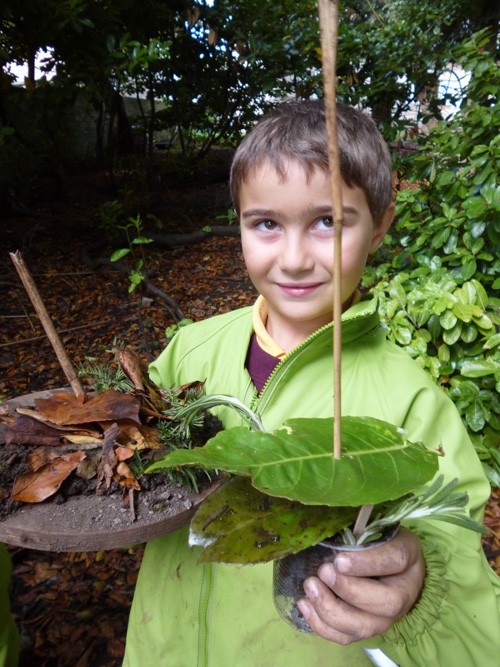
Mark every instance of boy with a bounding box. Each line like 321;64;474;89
124;100;500;666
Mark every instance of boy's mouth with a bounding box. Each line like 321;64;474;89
276;283;323;297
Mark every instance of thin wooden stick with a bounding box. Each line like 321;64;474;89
353;503;374;539
9;251;86;400
318;0;343;459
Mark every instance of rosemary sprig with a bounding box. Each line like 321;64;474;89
340;475;485;546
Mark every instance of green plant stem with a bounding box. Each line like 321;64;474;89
173;394;265;432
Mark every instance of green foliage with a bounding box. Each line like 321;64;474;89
190;476;358;564
372;268;500;484
371;30;500;484
340;475;485;547
106;211;157;293
148;415;440;506
189;472;482;564
165;318;194;342
77;357;134;393
215;208;238;225
155;383;216;492
392;30;500;286
3;0;495;168
150;399;480;563
0;83;72;207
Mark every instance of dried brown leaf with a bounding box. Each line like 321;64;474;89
116;348;145;391
5;414;67;446
114;446;134;461
115;461;140;490
11;451;86;502
35;389;141;426
25;447;59;472
116;423;148;450
15;408;102;438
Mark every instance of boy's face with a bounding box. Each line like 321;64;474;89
239;160;393;351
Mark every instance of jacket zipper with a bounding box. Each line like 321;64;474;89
251;299;380;419
197;563;213;667
250;321;333;418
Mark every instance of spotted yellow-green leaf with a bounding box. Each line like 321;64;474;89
190;477;357;564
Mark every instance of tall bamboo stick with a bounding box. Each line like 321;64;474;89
9;251;86;400
318;0;343;459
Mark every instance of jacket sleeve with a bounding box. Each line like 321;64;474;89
0;545;19;667
371;383;500;666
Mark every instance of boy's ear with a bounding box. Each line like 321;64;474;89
370;203;395;254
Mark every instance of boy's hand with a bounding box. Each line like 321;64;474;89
296;528;424;644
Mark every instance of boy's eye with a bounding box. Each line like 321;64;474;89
256;220;278;231
315;216;334;230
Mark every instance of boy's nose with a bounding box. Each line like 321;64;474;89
278;235;314;274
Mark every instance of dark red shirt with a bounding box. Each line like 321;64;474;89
245;333;281;393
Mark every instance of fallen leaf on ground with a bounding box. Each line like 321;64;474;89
34;389;142;426
25;447;59;471
115;461;141;490
5;414;68;446
12;451;86;502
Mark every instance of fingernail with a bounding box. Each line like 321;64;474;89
304;578;319;600
319;562;336;585
334;554;350;572
297;599;310;618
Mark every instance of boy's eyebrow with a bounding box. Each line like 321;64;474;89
240;204;358;220
240;207;278;220
241;205;333;219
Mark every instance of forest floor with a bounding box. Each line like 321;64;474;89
1;165;499;666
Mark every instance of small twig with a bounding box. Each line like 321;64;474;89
353;504;375;539
318;0;343;459
128;488;136;522
17;296;36;334
0;318;134;348
9;251;86;400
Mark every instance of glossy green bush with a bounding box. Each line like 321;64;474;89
372;266;500;485
369;30;500;485
392;30;500;289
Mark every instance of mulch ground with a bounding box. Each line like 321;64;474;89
1;167;499;666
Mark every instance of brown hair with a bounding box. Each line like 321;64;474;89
230;99;393;224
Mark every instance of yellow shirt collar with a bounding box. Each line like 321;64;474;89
252;295;286;358
252;291;362;358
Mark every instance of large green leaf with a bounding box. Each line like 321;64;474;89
148;416;439;506
190;477;357;564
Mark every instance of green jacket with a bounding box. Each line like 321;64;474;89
0;546;19;667
124;299;500;667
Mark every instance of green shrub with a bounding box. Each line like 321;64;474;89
372;266;500;486
369;29;500;485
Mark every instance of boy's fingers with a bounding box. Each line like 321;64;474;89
331;528;422;578
298;581;393;642
297;597;357;645
316;565;419;618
